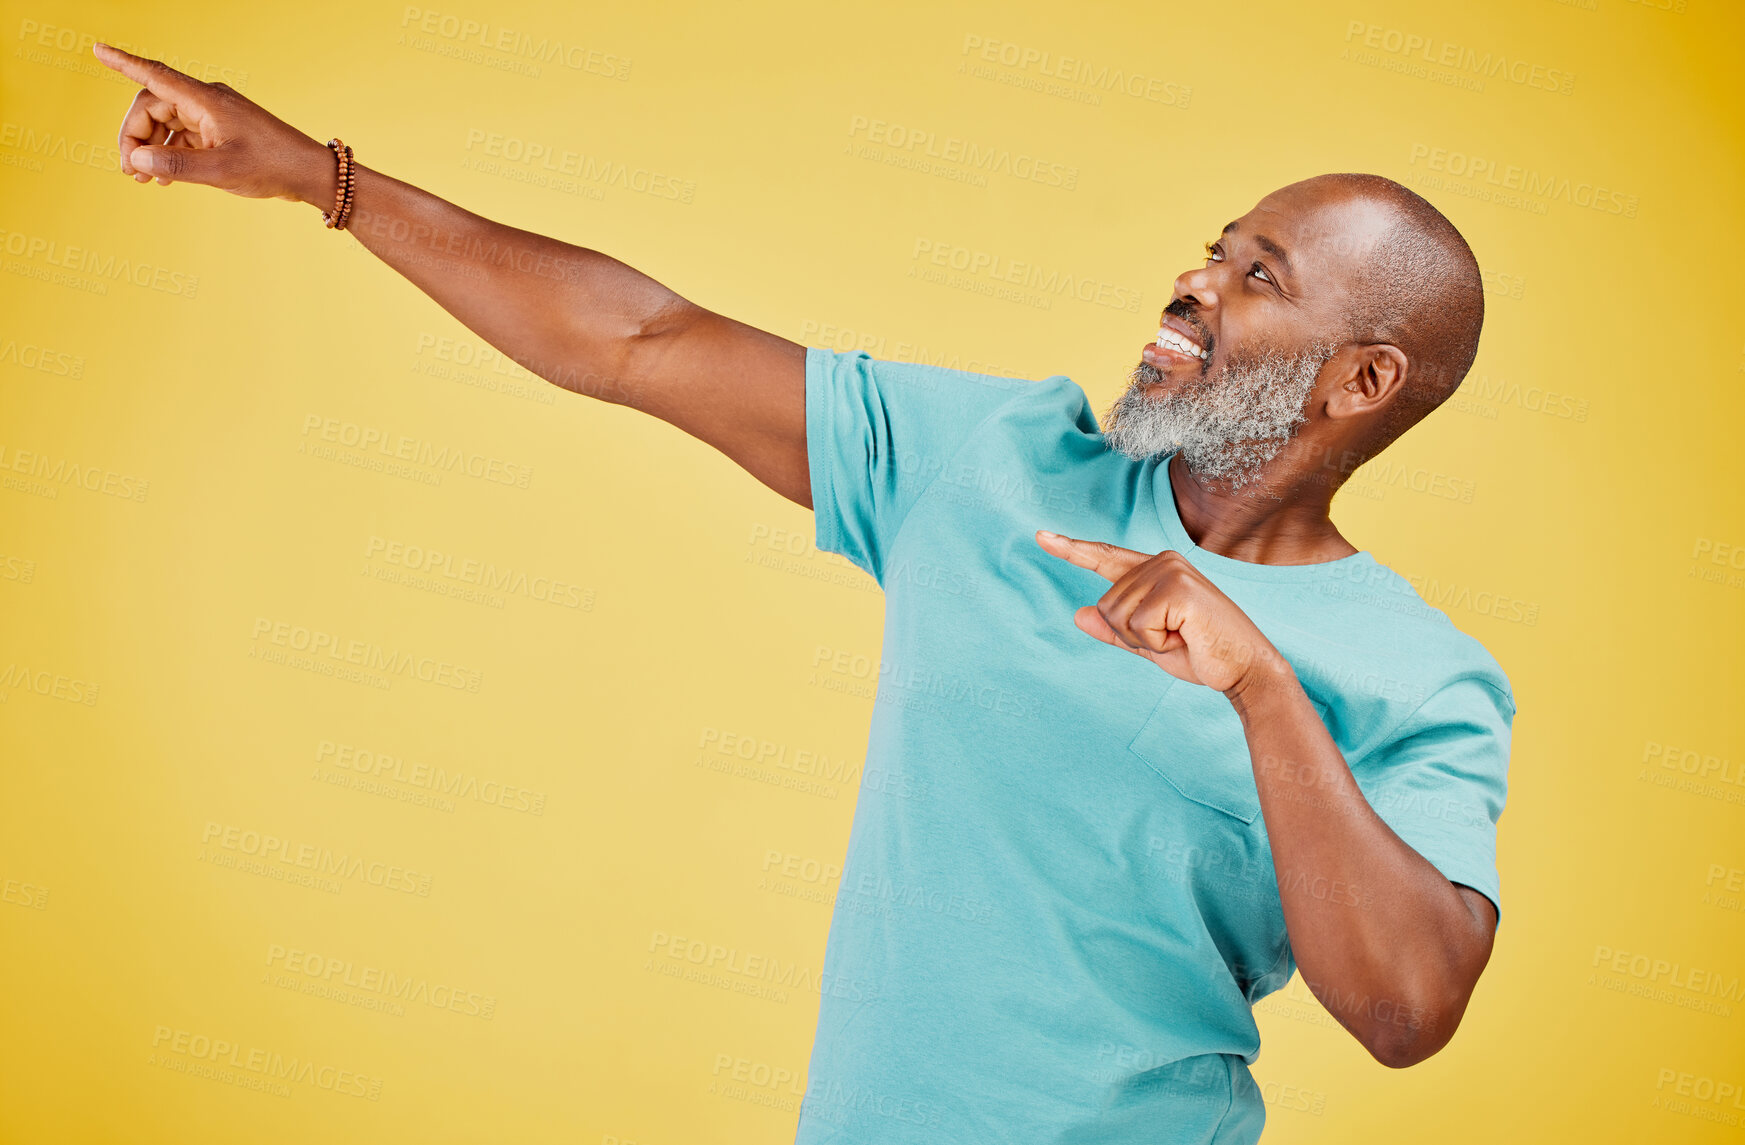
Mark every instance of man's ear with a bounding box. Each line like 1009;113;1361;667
1324;344;1408;419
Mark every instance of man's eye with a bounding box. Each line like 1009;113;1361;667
1203;241;1223;263
1250;263;1272;283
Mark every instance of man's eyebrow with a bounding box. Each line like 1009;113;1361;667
1219;220;1294;279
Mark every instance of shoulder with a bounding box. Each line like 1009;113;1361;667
1293;556;1517;754
935;367;1103;441
806;346;1098;443
1381;560;1516;717
805;345;1067;398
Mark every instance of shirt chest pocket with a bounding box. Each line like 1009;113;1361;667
1125;676;1336;825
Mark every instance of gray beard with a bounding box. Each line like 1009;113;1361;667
1099;341;1336;489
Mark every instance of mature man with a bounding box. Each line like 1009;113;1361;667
97;41;1513;1145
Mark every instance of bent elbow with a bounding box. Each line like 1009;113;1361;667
1368;1032;1436;1069
1363;1002;1462;1069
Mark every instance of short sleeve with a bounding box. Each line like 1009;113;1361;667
1350;675;1515;928
804;346;1034;584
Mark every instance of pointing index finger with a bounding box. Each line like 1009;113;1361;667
1034;530;1151;581
93;42;205;104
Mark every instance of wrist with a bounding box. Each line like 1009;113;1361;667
1222;649;1298;716
291;137;340;208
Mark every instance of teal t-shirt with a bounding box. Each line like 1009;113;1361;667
795;347;1516;1144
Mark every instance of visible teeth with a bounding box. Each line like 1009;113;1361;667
1155;327;1207;360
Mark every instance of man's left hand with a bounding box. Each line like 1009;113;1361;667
1034;530;1288;696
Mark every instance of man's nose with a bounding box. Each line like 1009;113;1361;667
1171;265;1219;313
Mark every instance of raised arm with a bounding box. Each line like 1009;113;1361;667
93;42;811;508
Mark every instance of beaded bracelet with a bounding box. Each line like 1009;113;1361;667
322;138;356;230
336;143;356;229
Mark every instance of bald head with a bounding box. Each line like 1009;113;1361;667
1294;173;1485;451
1109;173;1487;489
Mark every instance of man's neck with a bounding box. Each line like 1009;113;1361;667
1166;453;1359;566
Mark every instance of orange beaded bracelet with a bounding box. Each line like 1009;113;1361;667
322;138;356;230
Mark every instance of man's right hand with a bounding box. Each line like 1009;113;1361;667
94;41;332;204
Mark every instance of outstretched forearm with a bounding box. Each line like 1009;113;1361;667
96;41;813;507
280;150;812;503
286;151;679;407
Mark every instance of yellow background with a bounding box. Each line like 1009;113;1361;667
3;0;1742;1141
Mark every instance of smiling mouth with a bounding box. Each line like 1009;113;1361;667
1153;325;1208;361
